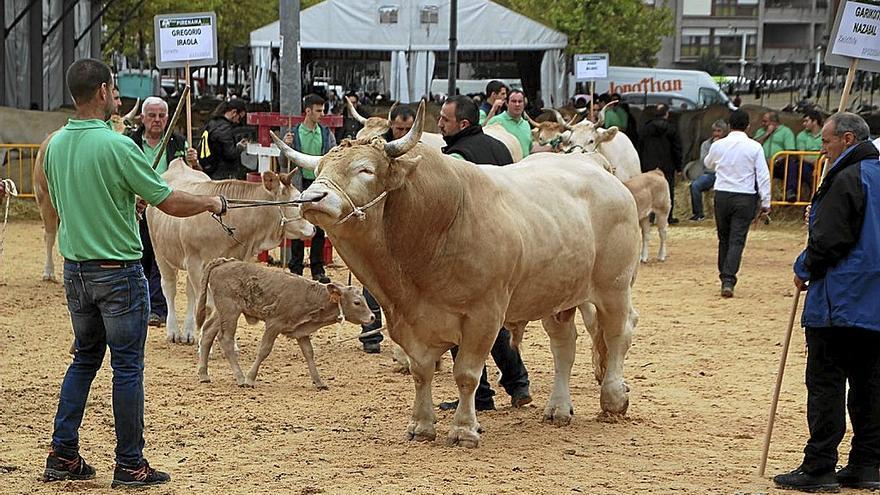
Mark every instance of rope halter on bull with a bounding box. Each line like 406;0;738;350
312;176;387;225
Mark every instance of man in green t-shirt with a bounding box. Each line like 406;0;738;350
478;80;507;125
282;94;337;283
487;89;532;158
781;109;825;201
598;93;628;131
43;58;224;489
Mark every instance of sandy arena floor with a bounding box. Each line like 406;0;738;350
0;219;859;494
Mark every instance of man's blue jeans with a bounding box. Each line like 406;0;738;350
52;260;149;467
690;172;716;217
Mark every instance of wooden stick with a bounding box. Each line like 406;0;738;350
185;62;193;147
150;85;190;171
589;80;595;122
758;289;802;477
837;58;860;113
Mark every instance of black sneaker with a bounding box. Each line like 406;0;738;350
836;464;880;490
668;217;680;225
721;284;734;298
511;392;533;408
111;460;170;488
313;272;331;284
43;450;96;482
362;342;381;354
689;214;706;222
438;399;495;411
773;466;839;492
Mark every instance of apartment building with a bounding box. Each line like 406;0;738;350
654;0;832;77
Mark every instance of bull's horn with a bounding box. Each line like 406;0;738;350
270;131;320;171
387;102;398;121
123;98;140;120
345;97;368;125
598;100;617;127
543;107;572;130
384;101;424;158
523;112;539;128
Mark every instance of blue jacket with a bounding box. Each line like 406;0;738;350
794;141;880;331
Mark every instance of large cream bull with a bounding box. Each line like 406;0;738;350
273;102;640;448
147;161;314;344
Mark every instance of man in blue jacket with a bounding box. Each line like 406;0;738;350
774;112;880;492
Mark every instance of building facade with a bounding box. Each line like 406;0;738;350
655;0;833;78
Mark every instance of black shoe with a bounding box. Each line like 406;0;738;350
668;217;680;225
148;313;164;327
362;342;381;354
689;214;705;222
721;284;734;298
836;465;880;490
773;466;839;492
438;399;495;411
43;450;96;482
313;272;331;284
111;460;170;488
511;392;533;408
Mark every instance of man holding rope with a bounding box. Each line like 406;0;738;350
42;58;225;488
774;112;880;492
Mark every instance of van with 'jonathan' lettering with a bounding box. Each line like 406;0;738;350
588;66;736;110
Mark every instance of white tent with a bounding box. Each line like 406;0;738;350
249;0;568;105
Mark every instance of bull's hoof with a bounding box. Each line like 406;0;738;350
315;383;329;391
405;422;436;442
198;375;211;383
446;426;480;448
542;405;574;427
600;395;629;416
596;410;628;423
42;274;57;283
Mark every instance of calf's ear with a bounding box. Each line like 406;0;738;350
326;282;342;302
597;127;618;143
280;169;297;187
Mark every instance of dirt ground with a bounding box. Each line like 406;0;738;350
0;219;861;494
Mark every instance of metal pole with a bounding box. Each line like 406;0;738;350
62;0;76;106
29;0;43;110
739;32;748;81
448;0;458;98
280;0;302;124
1;3;5;106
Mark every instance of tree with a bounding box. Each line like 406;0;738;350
499;0;674;67
696;53;725;76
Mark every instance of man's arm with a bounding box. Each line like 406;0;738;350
754;147;772;210
703;140;719;171
753;126;774;145
155;190;223;218
801;166;866;280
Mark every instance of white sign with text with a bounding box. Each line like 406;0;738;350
154;12;218;68
574;53;609;81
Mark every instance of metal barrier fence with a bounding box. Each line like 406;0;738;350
0;144;40;198
768;150;826;207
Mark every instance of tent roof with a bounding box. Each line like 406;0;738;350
250;0;567;51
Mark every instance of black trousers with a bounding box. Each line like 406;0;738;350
713;191;758;287
288;178;327;276
138;217;167;319
803;326;880;473
450;328;530;406
359;287;384;345
665;171;676;221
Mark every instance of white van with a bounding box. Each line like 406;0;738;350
589;67;735;109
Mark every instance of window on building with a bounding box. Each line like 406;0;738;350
379;6;398;24
713;0;758;16
681;28;713;57
715;29;757;58
683;0;712;16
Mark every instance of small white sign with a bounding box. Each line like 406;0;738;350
574;53;609;81
154;12;218;68
831;1;880;62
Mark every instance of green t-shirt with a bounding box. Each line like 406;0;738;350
603;107;628;131
479;109;488;126
487;111;532;158
754;124;796;160
298;124;323;180
142;138;189;175
45;119;173;261
796;129;822;152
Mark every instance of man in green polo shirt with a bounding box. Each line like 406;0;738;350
42;58;224;489
754;111;797;161
487;89;532;158
282;94;336;283
781;109;824;202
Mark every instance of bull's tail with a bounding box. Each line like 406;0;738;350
195;257;236;328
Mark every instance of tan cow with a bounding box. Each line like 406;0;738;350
147;160;315;344
195;257;374;388
274;102;640;448
623;169;672;263
345;98;521;161
32;103;140;282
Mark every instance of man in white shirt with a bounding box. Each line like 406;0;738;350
704;109;771;298
873;136;880;152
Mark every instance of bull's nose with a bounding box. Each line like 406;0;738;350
298;190;328;203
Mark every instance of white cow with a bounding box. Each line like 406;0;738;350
147;160;314;344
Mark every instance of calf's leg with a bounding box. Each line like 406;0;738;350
244;324;281;387
639;216;651;262
197;306;223;383
295;336;328;390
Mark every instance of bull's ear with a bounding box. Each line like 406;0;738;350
597;127;618;143
325;282;342;302
280;169;297;187
382;155;422;191
261;171;280;192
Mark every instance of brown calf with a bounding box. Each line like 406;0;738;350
195;258;374;388
623;169;672;262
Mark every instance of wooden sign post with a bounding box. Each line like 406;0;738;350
154;12;219;149
574;53;609;122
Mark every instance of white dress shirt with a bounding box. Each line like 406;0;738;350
873;137;880;152
704;130;771;208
